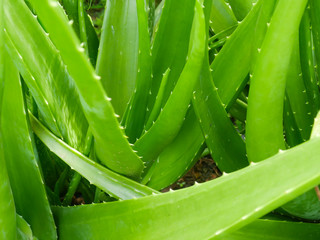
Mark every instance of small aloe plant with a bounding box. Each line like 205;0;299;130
2;0;320;239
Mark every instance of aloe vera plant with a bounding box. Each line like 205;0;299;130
3;0;320;239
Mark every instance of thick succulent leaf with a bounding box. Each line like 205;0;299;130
310;0;320;85
54;137;320;239
210;0;261;109
148;0;195;117
285;37;313;145
27;0;143;179
134;0;206;170
210;0;237;35
61;0;99;66
246;0;308;162
283;93;303;148
193;53;248;173
216;219;320;240
227;0;256;21
299;10;320;119
0;0;3;100
30;114;158;200
16;214;34;240
96;0;139;117
250;0;277;69
4;0;88;151
0;138;16;240
0;2;16;239
193;0;248;173
144;68;170;130
146;0;245;188
1;61;56;239
147;108;204;190
281;189;320;221
146;0;211;186
123;0;153;142
279;112;320;220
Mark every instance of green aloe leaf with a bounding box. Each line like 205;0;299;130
194;50;248;173
285;37;313;145
251;0;277;69
30;113;158;200
210;0;237;36
96;0;139;117
0;1;16;238
0;139;16;240
123;0;153;142
133;0;206;171
193;0;248;173
310;0;320;87
4;0;88;152
283;93;303;148
210;0;261;109
27;0;143;179
227;0;256;21
16;214;34;240
279;112;320;221
246;0;308;162
144;68;170;131
299;9;320;119
61;0;99;66
216;219;320;240
53;137;320;239
1;59;56;239
148;0;196;118
147;108;204;190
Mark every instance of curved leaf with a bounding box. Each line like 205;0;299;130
54;137;320;239
27;0;143;179
148;0;196;117
134;0;206;170
216;219;320;240
246;0;308;162
210;0;237;35
1;58;56;239
4;0;88;152
210;0;261;109
0;2;16;238
123;0;153;142
96;0;139;117
30;113;158;200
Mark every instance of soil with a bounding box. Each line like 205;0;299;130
161;156;221;192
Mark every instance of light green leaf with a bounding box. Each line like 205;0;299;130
228;0;256;21
30;113;158;200
246;0;308;162
54;137;320;239
210;0;237;35
216;219;320;240
210;0;261;109
96;0;139;117
148;0;196;117
123;0;153;142
1;57;56;239
134;0;206;171
4;0;88;152
147;108;204;190
16;214;34;240
27;0;143;179
193;0;248;173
